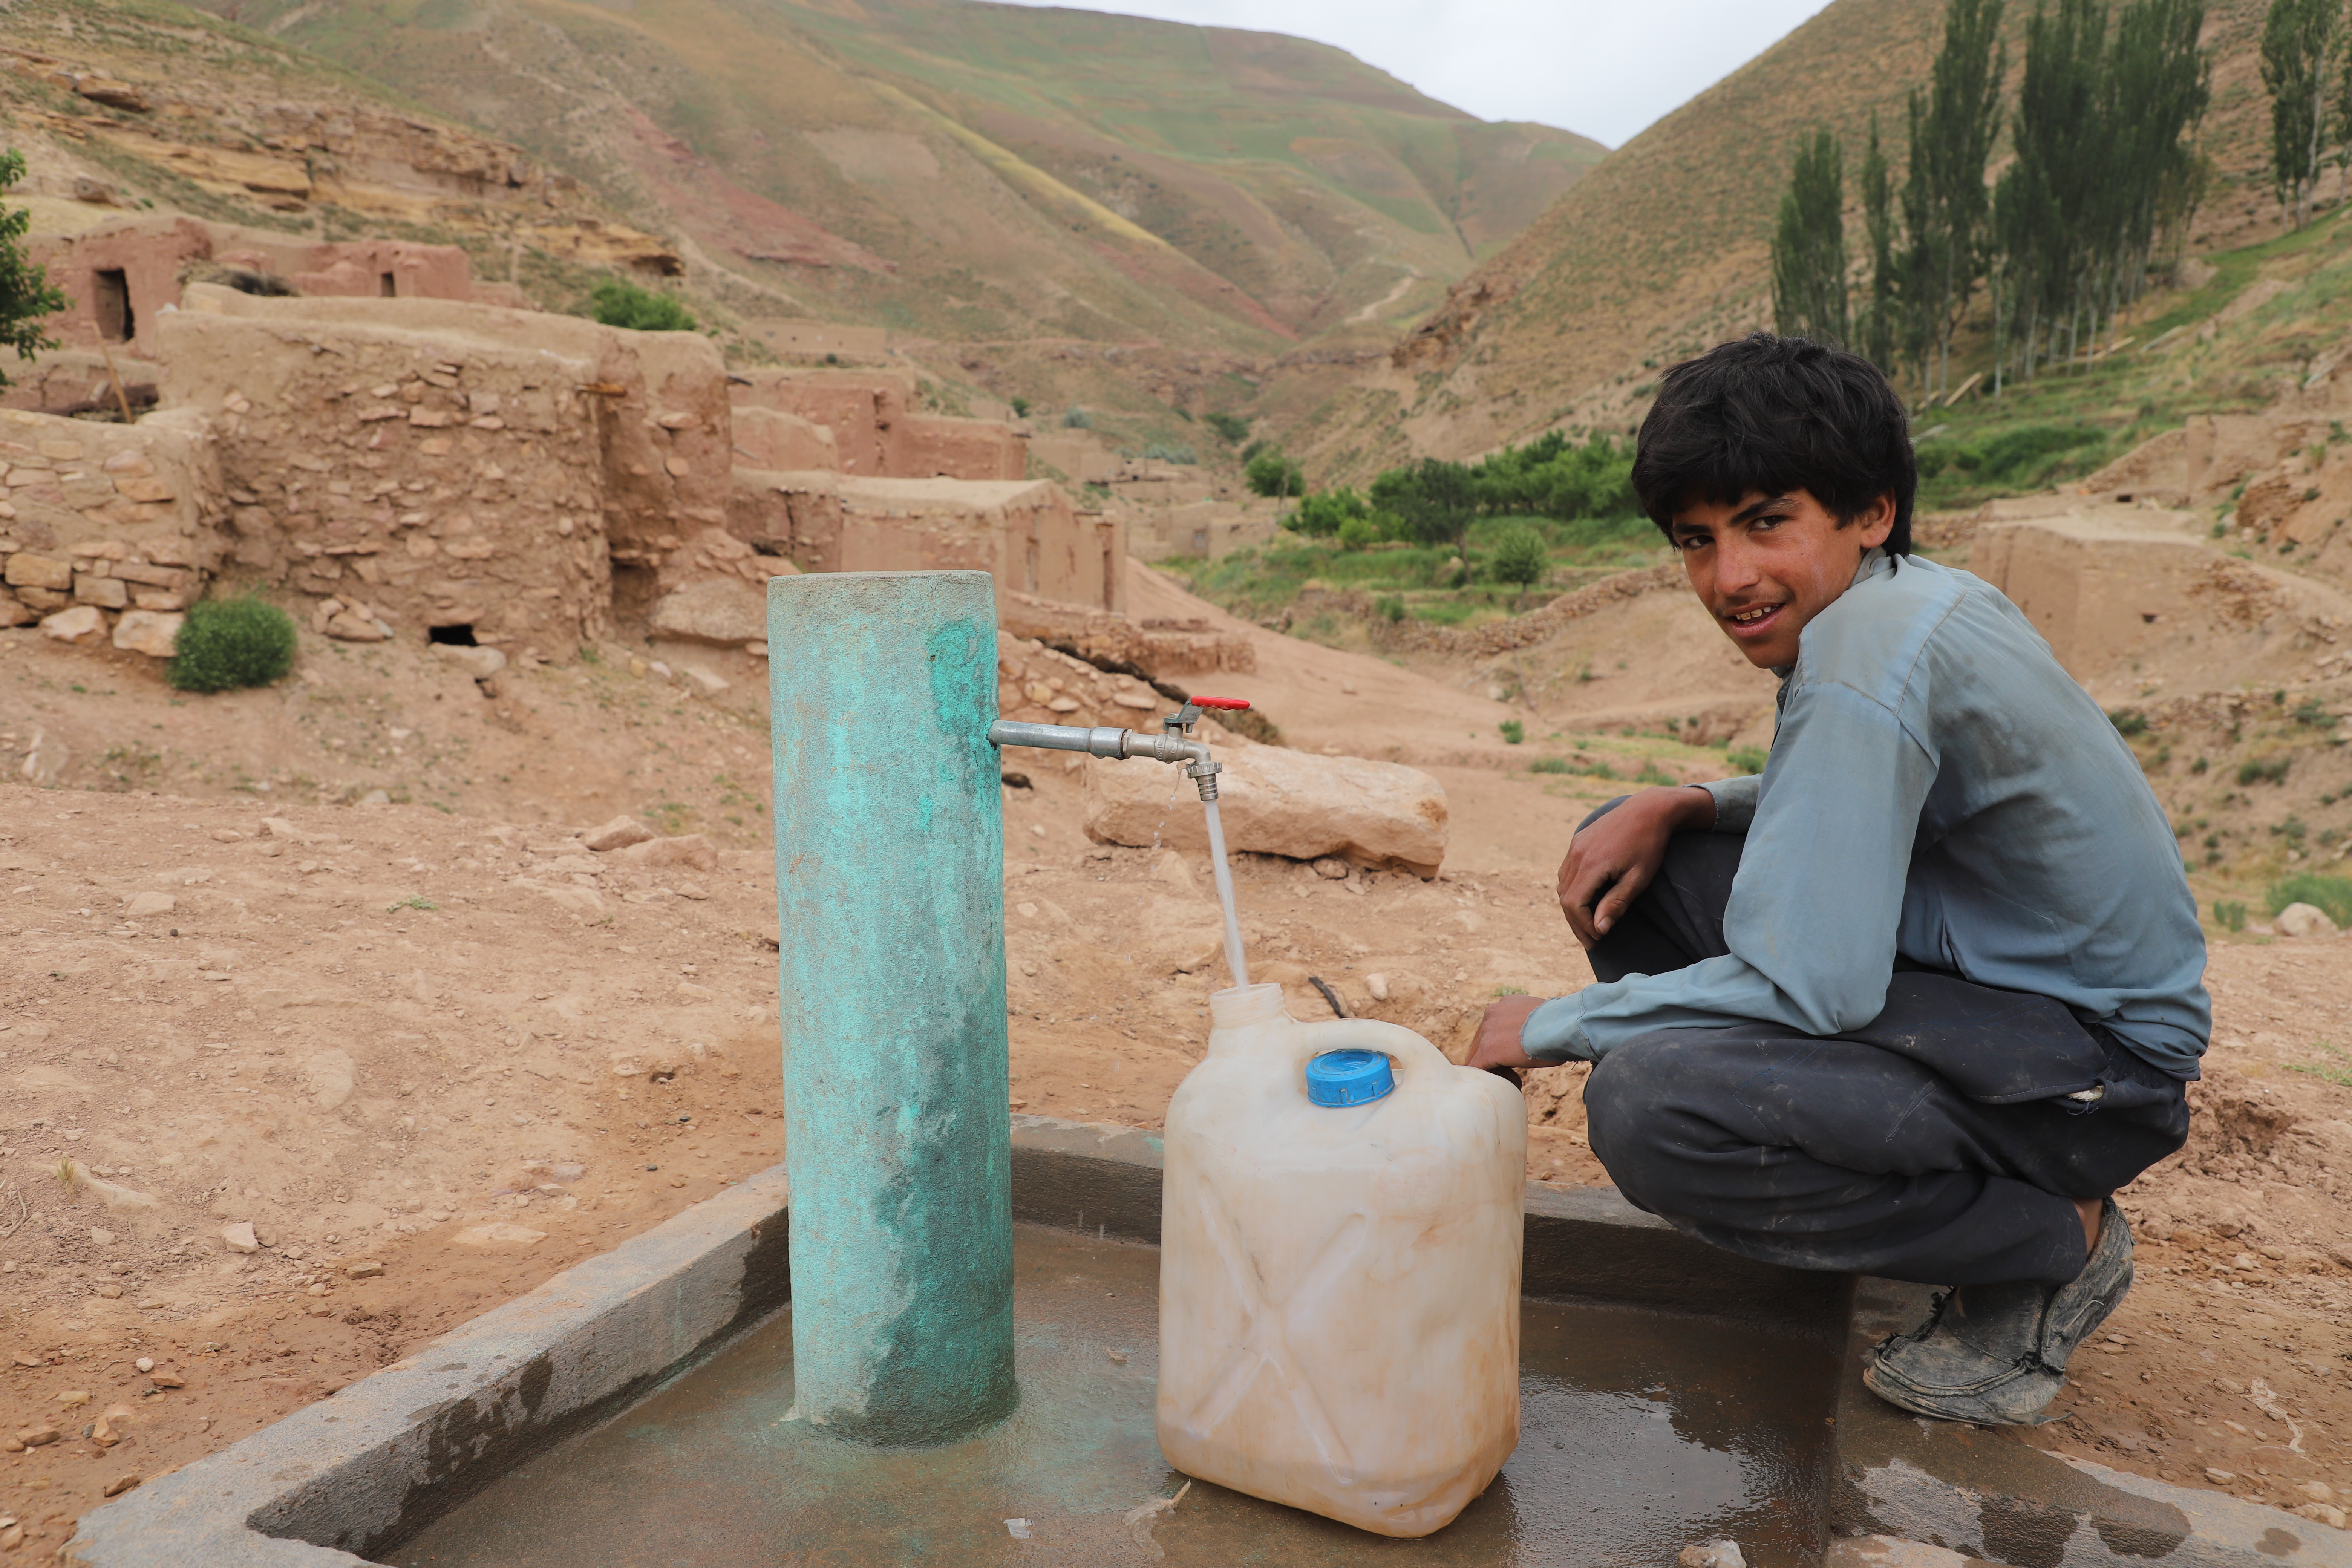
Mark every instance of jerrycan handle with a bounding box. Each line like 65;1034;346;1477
1282;1016;1459;1098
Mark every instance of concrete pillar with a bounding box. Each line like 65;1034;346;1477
767;569;1017;1445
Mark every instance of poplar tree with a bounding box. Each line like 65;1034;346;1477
1859;115;1902;373
0;150;69;387
1902;0;2007;399
1770;128;1850;345
2261;0;2341;230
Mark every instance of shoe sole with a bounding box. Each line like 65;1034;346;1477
1863;1353;2063;1426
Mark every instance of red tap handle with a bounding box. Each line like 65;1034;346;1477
1193;697;1251;710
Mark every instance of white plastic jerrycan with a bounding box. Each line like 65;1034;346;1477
1156;982;1526;1537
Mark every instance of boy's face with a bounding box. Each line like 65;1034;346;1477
1667;488;1895;669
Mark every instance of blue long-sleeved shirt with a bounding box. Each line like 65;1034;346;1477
1521;550;2211;1077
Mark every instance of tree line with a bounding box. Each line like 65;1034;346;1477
1268;430;1636;554
1772;0;2209;397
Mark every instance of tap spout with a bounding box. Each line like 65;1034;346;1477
986;720;1222;799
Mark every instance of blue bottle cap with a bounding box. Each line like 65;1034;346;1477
1305;1049;1395;1107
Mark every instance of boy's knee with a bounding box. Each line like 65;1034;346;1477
1577;794;1634;833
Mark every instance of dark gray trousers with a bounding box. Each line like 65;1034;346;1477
1576;801;2192;1289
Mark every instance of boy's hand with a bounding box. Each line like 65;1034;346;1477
1556;785;1715;949
1468;995;1543;1084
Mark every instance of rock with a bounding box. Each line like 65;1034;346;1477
344;1260;384;1279
1084;744;1448;877
606;833;719;874
1679;1542;1745;1568
5;553;73;591
101;1473;141;1498
122;892;175;919
305;1049;356;1110
134;1357;153;1374
683;665;730;695
1311;856;1351;880
359;789;392;806
149;1372;183;1389
2301;1481;2337;1502
431;643;507;679
89;1228;114;1247
583;815;656;852
325;610;391;642
2296;1503;2347;1530
0;593;34;628
452;1223;547;1248
18;1427;59;1448
649;577;767;645
19;726;67;784
111;610;183;658
1367;972;1391;1002
221;1222;259;1254
1145;894;1229;975
40;604;107;644
2277;902;2339;938
2205;1467;2237;1484
96;1284;121;1298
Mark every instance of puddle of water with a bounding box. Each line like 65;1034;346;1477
390;1227;1832;1568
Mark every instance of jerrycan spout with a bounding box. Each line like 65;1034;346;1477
1208;982;1288;1038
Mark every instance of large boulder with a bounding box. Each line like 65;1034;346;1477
649;576;767;646
1083;741;1446;877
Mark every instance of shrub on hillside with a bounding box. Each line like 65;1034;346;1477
1245;449;1305;499
1337;512;1382;551
1204;412;1250;444
1141;441;1197;465
168;597;297;692
1062;407;1093;429
1286;487;1366;539
1490;525;1550;589
2270;874;2352;928
590;278;697;332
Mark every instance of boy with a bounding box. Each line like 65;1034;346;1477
1469;334;2207;1425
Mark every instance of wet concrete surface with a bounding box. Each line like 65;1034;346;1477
391;1225;1835;1568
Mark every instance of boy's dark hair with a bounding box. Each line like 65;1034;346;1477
1631;332;1915;554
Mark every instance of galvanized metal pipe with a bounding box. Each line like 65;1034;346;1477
768;570;1017;1446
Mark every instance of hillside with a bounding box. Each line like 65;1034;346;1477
173;0;1603;363
1291;0;2290;479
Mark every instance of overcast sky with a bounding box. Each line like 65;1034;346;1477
994;0;1836;148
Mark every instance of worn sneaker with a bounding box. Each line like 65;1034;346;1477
1863;1198;2133;1425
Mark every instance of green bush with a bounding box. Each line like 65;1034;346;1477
2107;708;2148;737
1727;744;1770;774
1062;407;1092;430
1528;756;1572;774
2212;900;2247;932
1337;513;1382;551
2270;874;2352;927
1490;524;1549;588
168;597;296;692
1204;412;1251;444
1917;423;2105;488
1633;761;1677;786
2237;756;2291;786
1287;488;1366;539
1376;594;1405;622
589;277;696;332
1009;396;1031;418
1245;449;1305;499
1499;720;1525;745
1141;441;1197;465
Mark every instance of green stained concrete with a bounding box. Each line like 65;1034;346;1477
768;571;1017;1446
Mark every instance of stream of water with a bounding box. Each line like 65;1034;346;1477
1200;796;1249;991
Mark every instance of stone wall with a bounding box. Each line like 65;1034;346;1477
0;406;228;652
154;290;610;657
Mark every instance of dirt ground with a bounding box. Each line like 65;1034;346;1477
2;575;2351;1553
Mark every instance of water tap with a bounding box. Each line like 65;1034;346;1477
986;696;1252;802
